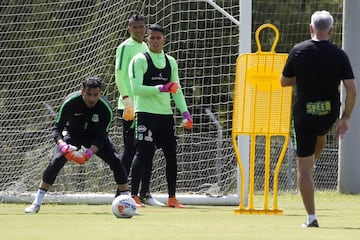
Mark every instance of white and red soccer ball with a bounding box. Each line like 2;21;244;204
111;195;136;218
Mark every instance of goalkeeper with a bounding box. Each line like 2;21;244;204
129;24;193;208
115;14;163;207
25;77;129;214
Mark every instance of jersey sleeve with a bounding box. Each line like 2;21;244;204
168;56;189;114
52;94;74;142
282;47;296;78
341;51;355;80
115;45;131;98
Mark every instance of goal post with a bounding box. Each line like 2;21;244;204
339;0;360;194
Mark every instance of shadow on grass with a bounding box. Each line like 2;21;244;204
319;226;360;230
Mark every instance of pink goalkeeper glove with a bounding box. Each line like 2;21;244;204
158;82;179;93
83;148;94;161
58;142;78;154
182;111;193;129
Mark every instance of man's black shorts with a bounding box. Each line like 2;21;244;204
294;106;338;157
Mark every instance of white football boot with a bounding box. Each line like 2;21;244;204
142;196;165;207
24;203;41;213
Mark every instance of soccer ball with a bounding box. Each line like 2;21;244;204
111;195;136;218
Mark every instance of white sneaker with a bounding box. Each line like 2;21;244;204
142;196;165;207
25;204;40;213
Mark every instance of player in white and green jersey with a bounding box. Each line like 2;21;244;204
129;23;193;208
115;14;163;207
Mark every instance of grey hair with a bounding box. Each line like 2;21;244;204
310;10;333;31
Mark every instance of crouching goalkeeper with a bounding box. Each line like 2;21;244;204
25;77;129;213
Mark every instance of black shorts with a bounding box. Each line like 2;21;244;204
294;105;337;157
135;112;177;148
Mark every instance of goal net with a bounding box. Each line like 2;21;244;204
0;0;343;205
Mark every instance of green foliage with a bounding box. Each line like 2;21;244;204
253;0;343;53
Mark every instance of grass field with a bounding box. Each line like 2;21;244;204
1;192;359;240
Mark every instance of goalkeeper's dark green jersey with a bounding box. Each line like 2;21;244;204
115;37;148;110
53;91;113;150
129;50;188;115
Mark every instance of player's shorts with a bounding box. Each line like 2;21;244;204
135;112;177;148
293;102;338;157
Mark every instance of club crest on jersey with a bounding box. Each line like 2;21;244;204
92;114;99;122
137;125;147;132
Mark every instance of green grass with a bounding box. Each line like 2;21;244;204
1;192;360;240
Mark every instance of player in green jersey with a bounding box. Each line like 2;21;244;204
129;23;193;208
115;14;163;207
